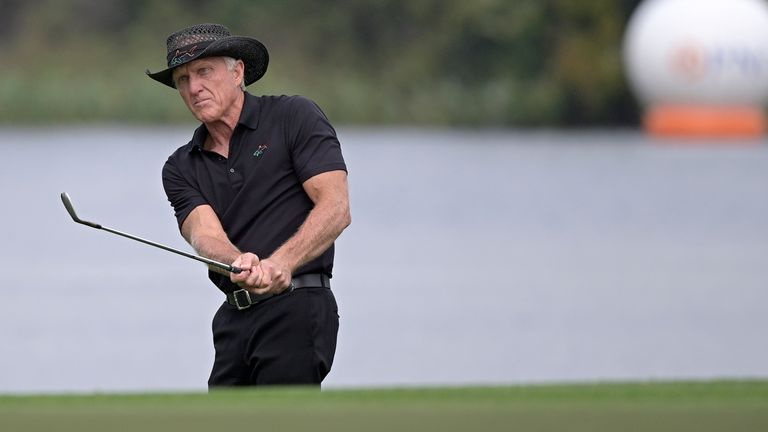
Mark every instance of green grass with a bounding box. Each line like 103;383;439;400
1;381;767;432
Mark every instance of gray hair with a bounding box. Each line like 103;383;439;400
224;57;246;91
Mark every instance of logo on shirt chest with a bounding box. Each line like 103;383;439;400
253;144;268;158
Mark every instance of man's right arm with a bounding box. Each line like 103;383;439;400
181;204;244;276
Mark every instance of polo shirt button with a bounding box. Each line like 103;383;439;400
229;168;235;173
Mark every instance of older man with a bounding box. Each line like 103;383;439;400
146;24;350;386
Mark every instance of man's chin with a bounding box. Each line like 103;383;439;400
192;109;218;124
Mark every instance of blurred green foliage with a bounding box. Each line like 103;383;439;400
0;0;641;125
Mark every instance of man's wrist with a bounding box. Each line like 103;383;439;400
267;252;297;274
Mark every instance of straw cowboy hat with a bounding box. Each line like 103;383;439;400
146;23;269;89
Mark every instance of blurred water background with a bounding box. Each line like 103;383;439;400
0;127;766;393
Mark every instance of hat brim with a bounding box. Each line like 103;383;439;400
145;36;269;89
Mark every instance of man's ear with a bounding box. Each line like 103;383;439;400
236;59;245;86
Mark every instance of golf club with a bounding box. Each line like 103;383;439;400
60;192;242;274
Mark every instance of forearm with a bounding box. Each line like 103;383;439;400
181;205;242;275
189;234;242;275
229;171;349;295
270;200;350;273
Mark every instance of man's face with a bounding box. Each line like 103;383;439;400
172;57;243;123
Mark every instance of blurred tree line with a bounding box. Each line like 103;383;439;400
0;0;642;126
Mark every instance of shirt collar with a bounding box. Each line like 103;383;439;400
188;124;208;153
187;92;260;153
238;92;261;130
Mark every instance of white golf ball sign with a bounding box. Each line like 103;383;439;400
623;0;768;136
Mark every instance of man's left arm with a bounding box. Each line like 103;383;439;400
236;170;350;294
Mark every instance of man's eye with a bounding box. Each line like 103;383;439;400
200;67;211;75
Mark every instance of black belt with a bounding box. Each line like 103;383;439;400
225;273;330;310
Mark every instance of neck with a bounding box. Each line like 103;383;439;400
204;91;245;156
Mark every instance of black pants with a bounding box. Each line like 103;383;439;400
208;287;339;387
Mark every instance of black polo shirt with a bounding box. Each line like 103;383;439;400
161;93;347;293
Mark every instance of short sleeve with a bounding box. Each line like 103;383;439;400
162;156;208;230
285;96;347;183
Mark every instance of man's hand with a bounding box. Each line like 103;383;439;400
230;252;260;289
230;253;292;296
254;258;293;295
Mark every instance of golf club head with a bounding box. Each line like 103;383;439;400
61;192;102;229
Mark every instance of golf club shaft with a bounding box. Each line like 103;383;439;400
61;192;242;274
99;225;242;274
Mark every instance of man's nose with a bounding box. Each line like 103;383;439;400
188;74;204;94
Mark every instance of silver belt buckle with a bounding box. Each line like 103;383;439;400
232;289;253;310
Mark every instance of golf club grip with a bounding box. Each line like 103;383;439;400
229;266;243;274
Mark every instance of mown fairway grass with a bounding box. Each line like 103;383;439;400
1;381;767;432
